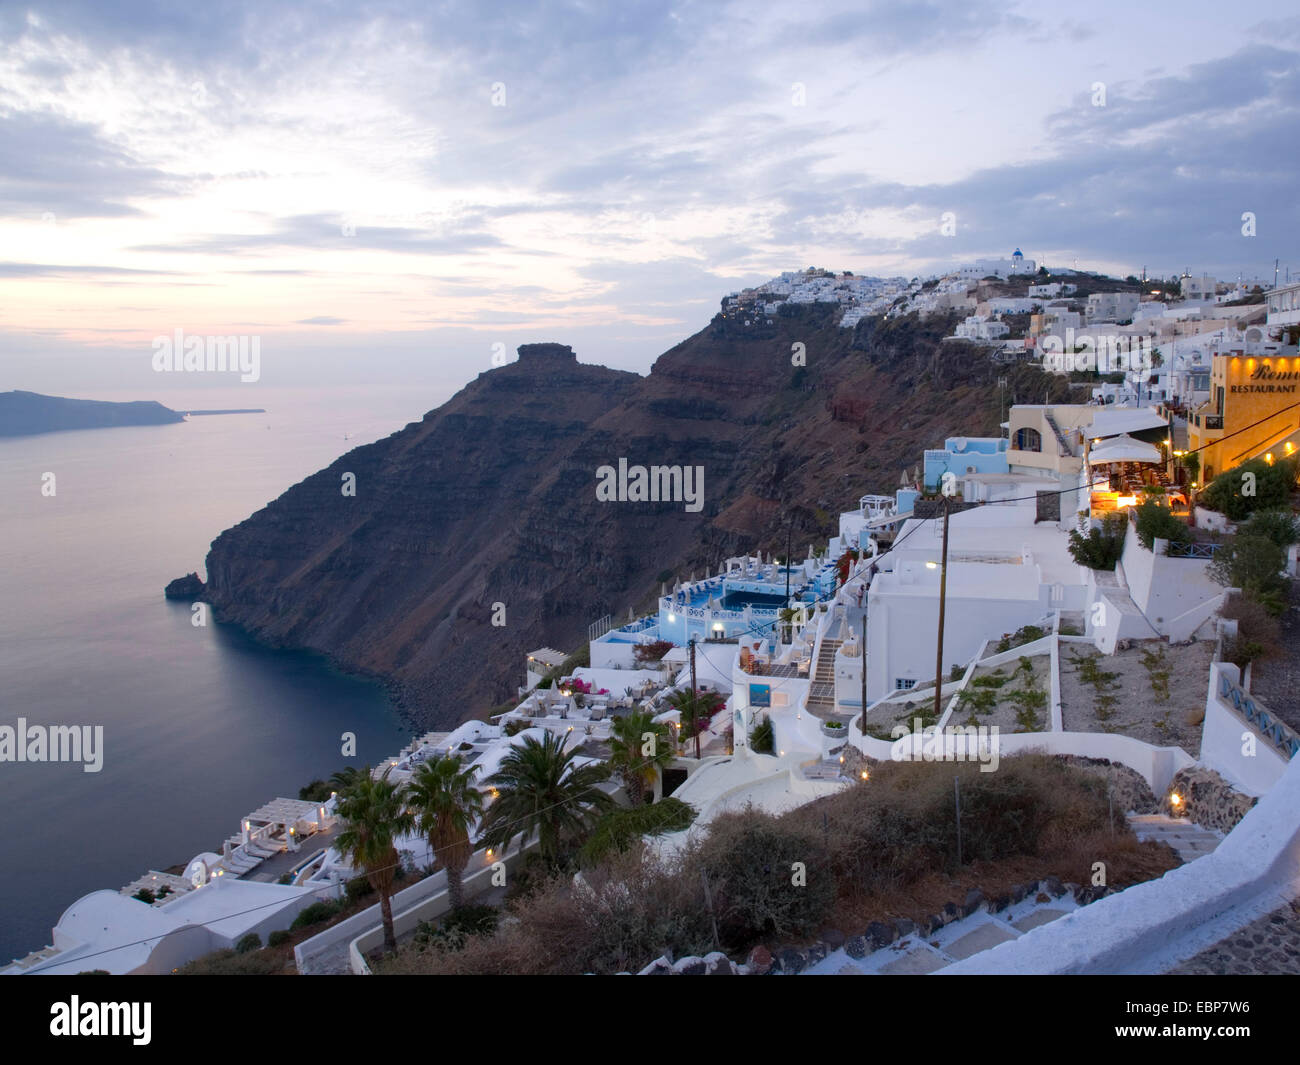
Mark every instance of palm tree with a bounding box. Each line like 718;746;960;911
333;767;414;952
481;732;612;867
608;710;673;806
665;687;724;759
329;766;365;795
405;756;484;913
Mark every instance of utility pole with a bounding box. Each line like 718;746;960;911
860;619;868;744
931;494;952;725
689;637;700;760
784;522;792;604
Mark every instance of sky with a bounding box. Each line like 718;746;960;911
1;0;1298;404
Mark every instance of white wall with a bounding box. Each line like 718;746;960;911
1200;661;1293;795
866;579;1049;702
1119;522;1223;634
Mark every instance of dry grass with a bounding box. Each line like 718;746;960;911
377;753;1181;974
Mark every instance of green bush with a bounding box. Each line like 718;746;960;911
1133;502;1191;552
235;932;262;953
290;900;342;930
1208;535;1289;612
1202;456;1298;521
267;929;293;947
690;809;834;944
749;714;775;754
298;778;332;802
1238;509;1299;548
346;876;376;903
132;888;155;904
579;798;696;866
412;904;500;952
1067;514;1126;570
995;625;1047;653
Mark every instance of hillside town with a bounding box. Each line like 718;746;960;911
9;258;1300;979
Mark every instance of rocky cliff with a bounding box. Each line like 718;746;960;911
199;312;1074;726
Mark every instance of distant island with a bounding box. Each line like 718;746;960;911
0;391;264;437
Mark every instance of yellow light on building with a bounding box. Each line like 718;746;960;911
1266;453;1274;464
860;770;869;780
1170;792;1183;808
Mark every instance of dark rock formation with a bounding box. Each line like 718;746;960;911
164;572;205;600
197;321;1068;727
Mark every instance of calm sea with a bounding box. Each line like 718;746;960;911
0;386;437;963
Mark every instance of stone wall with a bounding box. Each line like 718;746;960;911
1167;765;1257;833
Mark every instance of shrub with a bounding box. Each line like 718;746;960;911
132;888;155;904
346;876;377;902
688;808;834;945
1238;508;1299;548
1067;514;1125;570
1208;535;1288;611
1202;456;1298;521
298;778;331;802
1220;593;1283;665
503;718;528;737
235;932;262;953
995;625;1047;653
1133;502;1191;552
290;900;342;930
412;904;500;952
749;714;775;753
579;798;696;866
267;929;292;947
633;640;674;666
277;873;293;885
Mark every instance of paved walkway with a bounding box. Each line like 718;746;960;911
1169;898;1300;975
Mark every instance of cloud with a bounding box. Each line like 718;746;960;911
295;316;347;325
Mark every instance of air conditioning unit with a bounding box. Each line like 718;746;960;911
966;466;978;474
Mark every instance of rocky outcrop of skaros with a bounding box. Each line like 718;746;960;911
199;316;1071;726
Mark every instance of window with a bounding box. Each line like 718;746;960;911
1014;427;1042;452
895;678;916;691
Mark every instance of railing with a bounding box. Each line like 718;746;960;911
1167;541;1222;559
1218;672;1300;759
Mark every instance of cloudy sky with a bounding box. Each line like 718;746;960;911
2;0;1298;401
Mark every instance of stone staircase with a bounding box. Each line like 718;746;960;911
806;637;841;717
801;758;845;782
1127;814;1224;863
1043;410;1074;457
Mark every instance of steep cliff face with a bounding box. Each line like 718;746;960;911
201;313;1069;726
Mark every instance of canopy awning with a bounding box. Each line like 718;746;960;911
1088;434;1163;464
1083;408;1167;439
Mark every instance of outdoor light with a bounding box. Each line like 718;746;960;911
861;770;869;780
925;561;938;570
779;750;785;757
486;848;494;858
667;613;676;622
1266;453;1274;464
1170;792;1183;808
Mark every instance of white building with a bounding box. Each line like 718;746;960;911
1087;292;1141;323
1266;281;1300;327
1181;275;1218;301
